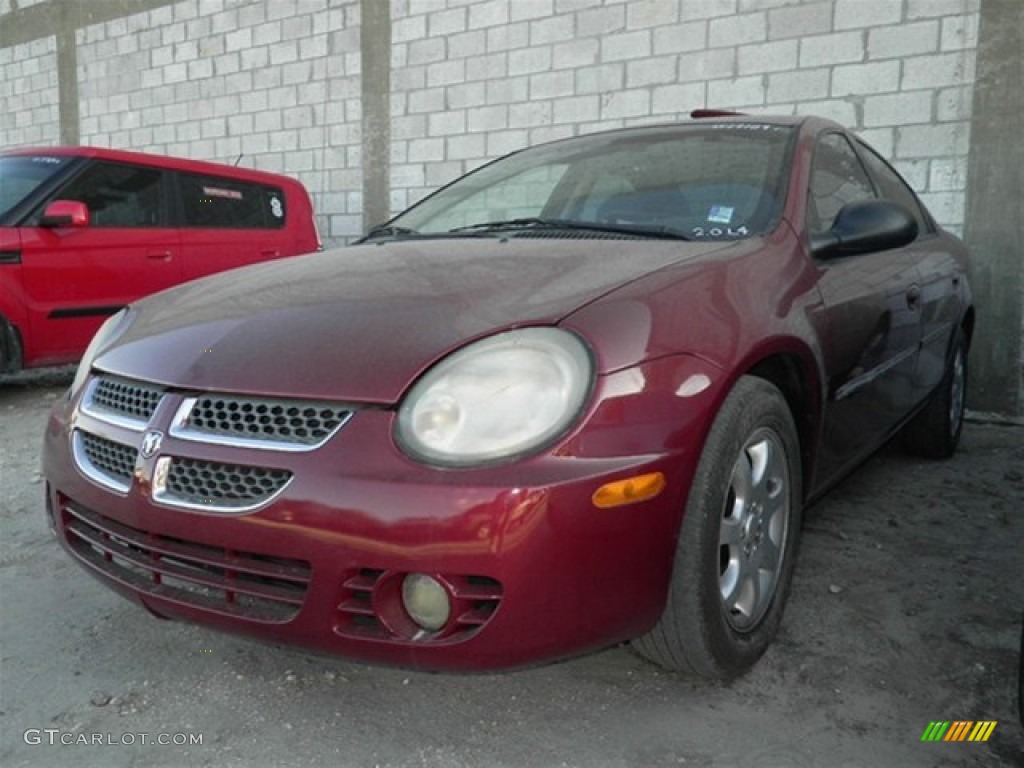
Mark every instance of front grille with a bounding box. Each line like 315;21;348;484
87;376;165;423
336;569;504;643
61;500;311;622
173;395;351;449
75;432;136;491
157;457;292;510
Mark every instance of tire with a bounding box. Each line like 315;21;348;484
1019;613;1023;728
633;376;803;679
903;328;967;459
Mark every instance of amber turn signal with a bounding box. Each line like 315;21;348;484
591;472;666;509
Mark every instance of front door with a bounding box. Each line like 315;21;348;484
807;133;923;483
19;161;181;365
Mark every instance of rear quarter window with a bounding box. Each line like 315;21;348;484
179;173;286;229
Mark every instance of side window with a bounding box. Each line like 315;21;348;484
53;162;166;227
808;133;876;235
855;141;932;235
179;174;286;229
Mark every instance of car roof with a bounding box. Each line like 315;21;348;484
0;145;303;187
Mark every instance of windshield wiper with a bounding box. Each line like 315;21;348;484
360;224;420;242
448;217;692;241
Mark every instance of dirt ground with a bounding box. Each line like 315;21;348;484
1;369;1022;768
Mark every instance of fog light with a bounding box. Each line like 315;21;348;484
401;573;450;632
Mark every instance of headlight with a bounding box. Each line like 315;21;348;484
396;327;593;467
70;308;131;397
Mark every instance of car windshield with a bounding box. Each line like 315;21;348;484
386;123;795;241
0;155;70;219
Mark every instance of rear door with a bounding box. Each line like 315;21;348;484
18;160;180;365
176;172;292;281
809;133;923;481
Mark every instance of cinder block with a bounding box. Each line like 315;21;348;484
576;5;626;38
553;39;599;69
530;15;574;45
602;31;652;62
600;89;651;119
863;91;934;127
707;75;766;107
509;47;553;76
626;56;678;88
835;0;902;30
554;94;600;124
767;69;829;103
652;82;706;115
682;0;738;21
868;21;939;59
799;31;864;67
575;63;624;94
709;12;766;48
831;61;900;97
653;21;706;55
902;52;976;90
627;0;680;30
509;100;553;128
896;122;970;158
530;70;574;99
678;48;736;82
738;39;798;75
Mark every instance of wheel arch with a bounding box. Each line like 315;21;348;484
961;305;975;348
744;350;821;500
0;313;24;373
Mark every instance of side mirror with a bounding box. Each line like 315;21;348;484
810;200;917;259
40;200;90;228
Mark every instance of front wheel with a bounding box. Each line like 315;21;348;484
903;328;967;459
632;376;802;679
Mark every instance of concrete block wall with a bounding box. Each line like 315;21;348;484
1;0;1018;414
0;34;59;145
66;0;366;242
0;0;981;240
388;0;980;233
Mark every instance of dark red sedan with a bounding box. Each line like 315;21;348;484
42;113;973;679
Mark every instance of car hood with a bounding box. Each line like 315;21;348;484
95;237;728;403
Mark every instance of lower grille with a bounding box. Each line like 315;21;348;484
74;432;136;492
154;457;292;511
61;500;311;622
336;569;503;643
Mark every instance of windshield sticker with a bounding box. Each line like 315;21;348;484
269;196;284;218
31;156;63;165
692;225;749;239
707;206;734;224
202;186;243;200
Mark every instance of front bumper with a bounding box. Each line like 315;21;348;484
42;362;719;670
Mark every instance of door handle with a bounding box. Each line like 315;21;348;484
147;250;173;261
906;286;921;309
261;249;281;258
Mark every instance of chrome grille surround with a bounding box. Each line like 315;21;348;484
170;395;352;451
69;374;352;513
61;499;311;622
153;456;293;513
82;375;165;428
72;432;135;493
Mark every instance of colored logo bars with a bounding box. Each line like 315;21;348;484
921;721;997;742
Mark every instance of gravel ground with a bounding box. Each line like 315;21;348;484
1;370;1022;768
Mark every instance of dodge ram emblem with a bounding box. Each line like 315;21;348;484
140;430;163;459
